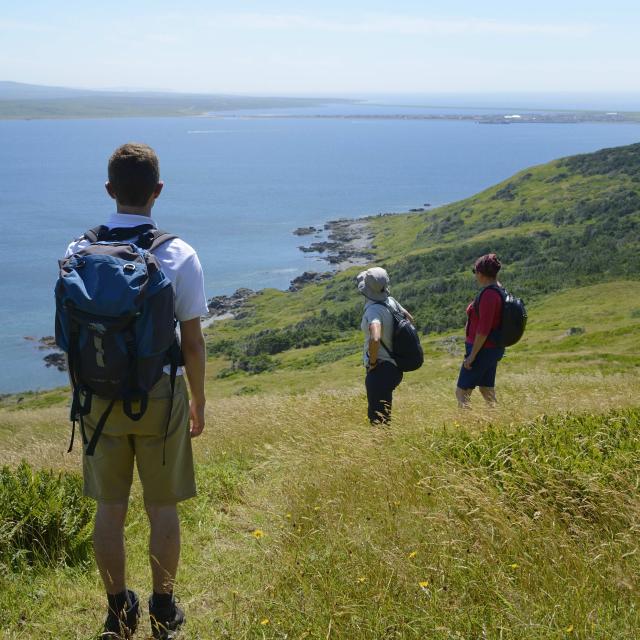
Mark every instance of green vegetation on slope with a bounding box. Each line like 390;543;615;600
0;462;94;571
204;143;640;385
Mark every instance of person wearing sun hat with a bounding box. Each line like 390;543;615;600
456;253;505;408
356;266;414;425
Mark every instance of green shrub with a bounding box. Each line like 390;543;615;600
0;462;94;571
217;353;279;378
561;142;640;177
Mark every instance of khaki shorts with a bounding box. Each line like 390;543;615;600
81;374;196;505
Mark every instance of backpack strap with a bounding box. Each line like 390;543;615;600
66;311;93;453
84;399;116;456
148;230;178;251
473;284;506;313
162;341;182;466
83;226;107;243
471;284;507;342
83;225;178;251
370;300;398;358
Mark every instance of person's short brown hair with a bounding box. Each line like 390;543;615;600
108;143;160;207
474;253;502;277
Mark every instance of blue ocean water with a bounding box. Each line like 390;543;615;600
1;108;639;393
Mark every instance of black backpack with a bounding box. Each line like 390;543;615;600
473;284;527;347
55;224;183;461
373;300;424;372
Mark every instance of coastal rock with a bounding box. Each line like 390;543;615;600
326;249;375;265
207;288;256;317
299;241;340;254
44;352;67;372
25;335;58;350
293;226;318;236
297;218;375;270
288;271;333;292
25;335;67;372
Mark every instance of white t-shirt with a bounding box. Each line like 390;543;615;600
65;212;209;375
361;296;407;367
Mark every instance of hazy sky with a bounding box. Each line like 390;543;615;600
2;0;639;95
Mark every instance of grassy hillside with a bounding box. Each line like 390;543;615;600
1;338;639;638
1;144;639;638
200;142;640;397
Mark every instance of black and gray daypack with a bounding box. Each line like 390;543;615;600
474;284;527;347
373;301;424;372
55;224;183;460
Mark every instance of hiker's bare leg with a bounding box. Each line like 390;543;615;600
456;386;472;409
479;386;497;405
94;502;128;594
146;503;181;594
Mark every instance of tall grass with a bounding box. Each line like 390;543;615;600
0;372;639;638
211;407;639;639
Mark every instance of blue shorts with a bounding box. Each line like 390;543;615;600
456;344;505;390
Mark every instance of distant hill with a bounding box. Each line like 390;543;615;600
0;81;344;119
0;81;97;99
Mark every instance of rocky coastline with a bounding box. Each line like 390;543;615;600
25;336;67;373
295;218;375;269
30;211;400;370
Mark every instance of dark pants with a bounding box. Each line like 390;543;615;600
365;361;403;424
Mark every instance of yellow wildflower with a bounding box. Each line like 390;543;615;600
510;563;519;569
261;618;270;625
408;551;418;559
252;529;264;539
419;581;429;589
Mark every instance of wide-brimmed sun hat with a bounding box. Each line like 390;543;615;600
356;267;390;301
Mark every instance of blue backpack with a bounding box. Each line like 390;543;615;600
55;224;182;460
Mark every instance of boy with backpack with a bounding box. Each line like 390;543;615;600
56;143;208;639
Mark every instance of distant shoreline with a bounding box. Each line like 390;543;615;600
3;108;639;125
3;82;639;123
4;110;640;124
210;112;640;125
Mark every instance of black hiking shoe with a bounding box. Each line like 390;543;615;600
149;595;185;639
100;590;140;639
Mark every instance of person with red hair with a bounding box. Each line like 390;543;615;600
456;253;505;408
